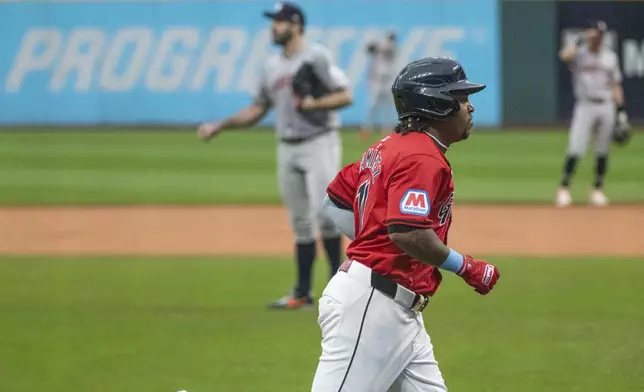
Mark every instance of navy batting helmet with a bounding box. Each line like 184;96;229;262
391;57;486;121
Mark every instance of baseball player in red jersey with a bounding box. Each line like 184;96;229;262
311;57;501;391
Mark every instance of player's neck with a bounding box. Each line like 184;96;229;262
283;36;304;57
423;130;450;152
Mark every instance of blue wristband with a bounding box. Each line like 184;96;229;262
439;249;464;273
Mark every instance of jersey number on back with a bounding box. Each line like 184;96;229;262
356;179;371;234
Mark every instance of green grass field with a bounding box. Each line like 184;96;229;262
1;128;643;205
2;128;643;392
1;256;643;392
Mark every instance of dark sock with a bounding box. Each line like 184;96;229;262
323;236;342;279
595;155;608;189
295;241;316;298
561;155;579;187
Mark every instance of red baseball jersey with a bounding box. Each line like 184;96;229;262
326;131;455;296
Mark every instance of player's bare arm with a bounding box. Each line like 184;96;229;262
197;103;269;141
559;44;577;64
612;83;625;107
220;103;269;130
387;225;449;266
300;88;353;111
614;82;627;124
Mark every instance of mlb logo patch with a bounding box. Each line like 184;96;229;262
400;189;430;216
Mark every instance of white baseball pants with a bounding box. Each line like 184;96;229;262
311;261;448;392
277;131;342;243
568;100;616;156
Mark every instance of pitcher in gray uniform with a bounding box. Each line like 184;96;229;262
197;2;353;309
556;20;628;207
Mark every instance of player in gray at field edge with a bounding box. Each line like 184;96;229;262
556;20;630;207
197;2;353;309
358;31;398;141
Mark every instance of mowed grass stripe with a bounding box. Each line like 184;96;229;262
1;129;643;205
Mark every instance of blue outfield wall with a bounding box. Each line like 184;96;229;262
0;0;500;126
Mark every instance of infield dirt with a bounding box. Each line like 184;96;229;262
1;205;643;257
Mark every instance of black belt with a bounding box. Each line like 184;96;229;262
585;98;607;104
280;136;312;145
280;129;332;145
370;271;430;313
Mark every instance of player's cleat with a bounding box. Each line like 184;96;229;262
589;189;609;207
556;187;572;207
267;294;314;310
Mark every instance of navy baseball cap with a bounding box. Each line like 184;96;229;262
586;19;607;32
263;2;306;26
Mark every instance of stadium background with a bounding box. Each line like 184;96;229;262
0;1;643;392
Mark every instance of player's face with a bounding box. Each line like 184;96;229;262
271;20;295;45
453;95;475;141
586;28;602;50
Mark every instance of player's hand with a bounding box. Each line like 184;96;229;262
457;255;500;295
197;122;223;141
297;96;317;111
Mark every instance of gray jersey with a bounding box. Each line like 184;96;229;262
254;41;350;140
571;46;622;102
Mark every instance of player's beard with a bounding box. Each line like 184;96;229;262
272;29;293;46
461;120;473;140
